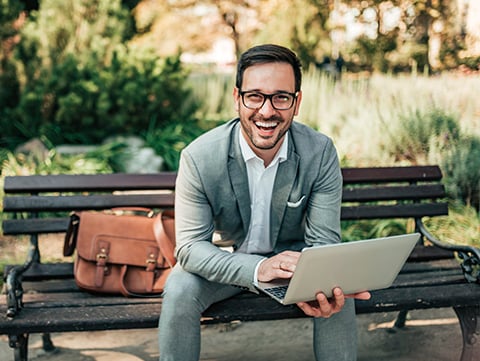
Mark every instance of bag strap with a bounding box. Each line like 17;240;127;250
119;210;176;298
64;213;80;257
153;210;176;268
119;265;164;298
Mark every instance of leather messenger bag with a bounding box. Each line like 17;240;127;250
63;209;175;297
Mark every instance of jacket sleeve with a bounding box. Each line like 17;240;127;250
174;150;264;291
304;137;343;246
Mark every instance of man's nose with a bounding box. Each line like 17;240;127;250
258;97;276;117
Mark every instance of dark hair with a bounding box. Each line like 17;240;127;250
236;44;302;92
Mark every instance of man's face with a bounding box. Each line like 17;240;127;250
234;62;302;159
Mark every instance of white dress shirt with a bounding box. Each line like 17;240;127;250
237;130;289;255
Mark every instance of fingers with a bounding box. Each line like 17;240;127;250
257;251;301;283
296;287;345;318
345;291;371;300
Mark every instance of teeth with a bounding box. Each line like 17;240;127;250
255;122;277;128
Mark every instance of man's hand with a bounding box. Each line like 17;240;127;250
257;251;301;282
297;288;371;318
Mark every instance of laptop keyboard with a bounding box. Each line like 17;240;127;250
264;285;288;300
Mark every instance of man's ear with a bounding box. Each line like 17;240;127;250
233;87;240;112
293;91;302;116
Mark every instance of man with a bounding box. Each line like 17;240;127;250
158;44;370;361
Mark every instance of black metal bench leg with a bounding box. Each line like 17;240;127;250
454;305;480;361
8;333;29;361
394;309;408;328
386;309;409;333
42;333;56;352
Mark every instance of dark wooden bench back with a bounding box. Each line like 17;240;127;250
341;165;447;220
2;166;447;238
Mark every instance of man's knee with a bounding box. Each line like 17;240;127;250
163;266;204;306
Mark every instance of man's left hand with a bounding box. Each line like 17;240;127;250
296;287;371;318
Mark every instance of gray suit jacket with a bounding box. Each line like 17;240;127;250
174;118;342;291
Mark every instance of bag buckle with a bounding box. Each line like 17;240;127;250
96;248;108;263
146;252;157;272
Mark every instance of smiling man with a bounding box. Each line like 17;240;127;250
158;44;370;361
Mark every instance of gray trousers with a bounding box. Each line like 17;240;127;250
158;264;358;361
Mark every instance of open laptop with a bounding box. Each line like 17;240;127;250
256;233;420;305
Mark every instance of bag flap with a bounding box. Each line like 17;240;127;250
75;212;166;267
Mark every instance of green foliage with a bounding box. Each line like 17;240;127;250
0;0;198;149
353;33;399;73
423;202;480;248
382;108;461;164
20;0;134;67
0;0;23;124
143;119;219;171
341;203;479;248
341;219;410;242
14;49;194;146
0;0;23;44
1;144;119;176
442;137;480;212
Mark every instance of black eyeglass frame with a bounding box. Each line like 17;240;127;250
239;90;299;111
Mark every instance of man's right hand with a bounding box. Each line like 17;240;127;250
257;251;301;282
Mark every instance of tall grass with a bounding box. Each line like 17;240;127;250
187;70;480;167
298;71;480;166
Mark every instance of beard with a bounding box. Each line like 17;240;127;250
242;113;291;151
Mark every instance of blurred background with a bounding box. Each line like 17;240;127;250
0;0;478;247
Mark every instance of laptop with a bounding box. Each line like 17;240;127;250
256;233;420;305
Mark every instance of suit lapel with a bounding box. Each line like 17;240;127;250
228;126;251;235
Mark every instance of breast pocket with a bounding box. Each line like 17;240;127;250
287;195;306;208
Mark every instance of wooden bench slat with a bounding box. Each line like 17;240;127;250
3;202;449;235
341;202;448;220
342;184;445;202
4;173;177;193
341;166;442;184
3;193;175;212
3;217;70;235
4;167;441;193
4;263;73;281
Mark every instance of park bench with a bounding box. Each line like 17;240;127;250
1;165;479;361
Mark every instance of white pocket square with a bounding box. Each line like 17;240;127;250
287;195;306;208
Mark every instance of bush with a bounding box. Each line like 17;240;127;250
442;136;480;211
1;47;197;148
0;0;199;150
143;119;220;171
383;108;461;164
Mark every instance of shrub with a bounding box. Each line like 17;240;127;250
143;119;220;171
2;47;196;148
0;0;199;150
442;136;480;211
383;108;461;164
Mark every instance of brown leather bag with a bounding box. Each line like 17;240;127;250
63;209;176;297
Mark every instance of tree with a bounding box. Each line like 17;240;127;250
0;0;24;118
133;0;291;59
340;0;463;72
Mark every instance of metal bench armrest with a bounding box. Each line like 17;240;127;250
415;218;480;283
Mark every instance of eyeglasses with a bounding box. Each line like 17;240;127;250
239;90;298;111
